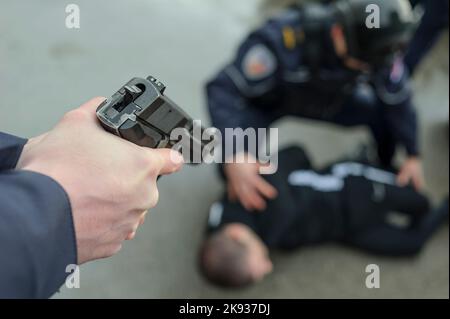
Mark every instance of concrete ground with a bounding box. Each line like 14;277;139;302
0;0;448;298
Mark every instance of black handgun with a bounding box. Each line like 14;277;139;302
96;76;208;162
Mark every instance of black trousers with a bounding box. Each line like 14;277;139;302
342;180;448;256
269;146;448;255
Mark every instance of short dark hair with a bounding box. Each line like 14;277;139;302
199;230;253;287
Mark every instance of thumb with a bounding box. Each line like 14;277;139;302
152;148;184;176
78;97;107;120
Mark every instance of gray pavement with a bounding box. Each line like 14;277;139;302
0;0;448;298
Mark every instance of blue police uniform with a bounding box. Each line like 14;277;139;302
206;9;419;166
0;132;77;298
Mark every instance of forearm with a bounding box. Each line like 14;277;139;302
386;100;420;157
0;170;77;298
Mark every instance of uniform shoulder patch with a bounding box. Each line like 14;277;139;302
241;44;277;81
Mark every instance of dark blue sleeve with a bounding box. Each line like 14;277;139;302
0;134;77;298
404;0;449;74
385;97;419;156
0;132;27;171
373;59;419;156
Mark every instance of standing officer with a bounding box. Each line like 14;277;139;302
206;0;424;211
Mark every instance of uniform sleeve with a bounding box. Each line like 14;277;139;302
404;0;449;74
373;58;419;156
0;132;27;171
206;26;283;158
0;170;77;299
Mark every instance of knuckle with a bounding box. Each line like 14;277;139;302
137;150;160;176
63;109;88;122
148;187;159;208
137;181;159;209
150;150;165;173
147;165;159;178
142;181;159;208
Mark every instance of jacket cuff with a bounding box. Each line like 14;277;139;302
406;145;420;157
0;132;27;171
0;170;77;298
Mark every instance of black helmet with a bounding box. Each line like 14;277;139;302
332;0;416;65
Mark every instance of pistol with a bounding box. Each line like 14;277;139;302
96;76;208;162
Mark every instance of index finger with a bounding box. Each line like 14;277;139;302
150;148;184;176
252;175;278;199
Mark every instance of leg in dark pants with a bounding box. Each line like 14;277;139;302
346;188;448;256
